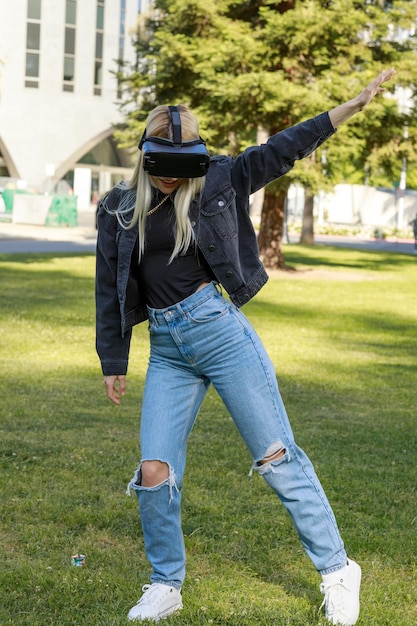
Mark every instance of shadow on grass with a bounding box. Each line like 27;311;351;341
0;251;95;264
283;244;416;271
0;254;96;324
246;297;416;362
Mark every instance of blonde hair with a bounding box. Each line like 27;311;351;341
114;104;206;263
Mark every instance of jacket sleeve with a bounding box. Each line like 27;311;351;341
231;111;336;197
95;201;132;376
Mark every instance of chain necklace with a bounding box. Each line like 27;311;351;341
147;193;171;216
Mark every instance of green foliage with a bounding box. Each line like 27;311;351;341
1;249;417;624
116;0;417;192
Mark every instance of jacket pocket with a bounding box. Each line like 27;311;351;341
200;186;237;240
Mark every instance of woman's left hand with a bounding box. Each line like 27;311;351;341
329;67;396;128
356;67;396;111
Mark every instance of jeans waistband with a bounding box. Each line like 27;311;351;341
147;281;221;324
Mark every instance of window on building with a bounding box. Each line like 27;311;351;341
117;0;127;99
93;0;104;96
28;0;41;20
66;0;77;24
96;2;105;29
63;0;77;92
25;0;42;88
94;0;105;95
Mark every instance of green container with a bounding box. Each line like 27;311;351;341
46;195;78;227
1;189;27;213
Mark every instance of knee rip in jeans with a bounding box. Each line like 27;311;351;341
126;461;179;503
249;439;289;477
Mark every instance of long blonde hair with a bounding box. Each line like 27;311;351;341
114;104;206;263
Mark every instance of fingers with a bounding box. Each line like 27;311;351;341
374;67;396;90
381;67;396;82
104;375;126;405
358;67;395;109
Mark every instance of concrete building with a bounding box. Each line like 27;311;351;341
0;0;149;210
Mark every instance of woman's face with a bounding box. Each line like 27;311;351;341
150;176;185;194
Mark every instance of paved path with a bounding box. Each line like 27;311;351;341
0;210;97;253
0;211;416;255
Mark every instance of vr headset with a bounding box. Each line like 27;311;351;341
138;105;210;178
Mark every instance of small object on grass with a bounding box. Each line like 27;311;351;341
71;554;85;567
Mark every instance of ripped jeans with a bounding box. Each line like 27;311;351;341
127;282;347;588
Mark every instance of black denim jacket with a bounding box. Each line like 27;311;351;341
96;112;336;375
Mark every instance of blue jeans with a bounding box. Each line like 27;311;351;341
127;282;347;588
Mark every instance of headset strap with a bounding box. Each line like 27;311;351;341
168;105;182;146
138;106;206;151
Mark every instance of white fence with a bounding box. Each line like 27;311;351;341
287;184;417;230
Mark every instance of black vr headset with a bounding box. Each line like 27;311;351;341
138;105;210;179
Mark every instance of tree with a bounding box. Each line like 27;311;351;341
256;0;417;245
116;0;417;267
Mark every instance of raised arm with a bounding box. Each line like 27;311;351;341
328;67;396;128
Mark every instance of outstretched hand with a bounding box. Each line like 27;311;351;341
356;67;396;111
329;67;396;128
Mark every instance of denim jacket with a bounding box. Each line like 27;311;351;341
96;111;336;375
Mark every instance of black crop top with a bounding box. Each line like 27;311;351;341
139;197;215;309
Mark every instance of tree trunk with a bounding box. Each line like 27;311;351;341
300;189;315;245
258;186;288;270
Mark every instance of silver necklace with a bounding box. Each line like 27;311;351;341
147;194;171;216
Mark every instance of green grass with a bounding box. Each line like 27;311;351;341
1;245;416;625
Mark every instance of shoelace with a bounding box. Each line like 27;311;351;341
135;584;171;607
319;579;349;617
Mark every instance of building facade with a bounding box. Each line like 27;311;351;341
0;0;149;209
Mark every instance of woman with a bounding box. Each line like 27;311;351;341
96;68;395;624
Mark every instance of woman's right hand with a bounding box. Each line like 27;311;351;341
104;375;126;405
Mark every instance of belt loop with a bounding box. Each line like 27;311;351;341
177;302;186;320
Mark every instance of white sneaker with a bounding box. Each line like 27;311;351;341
320;559;361;625
128;583;183;622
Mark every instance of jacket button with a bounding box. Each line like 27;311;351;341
218;200;225;207
191;221;196;227
226;270;233;277
209;244;215;251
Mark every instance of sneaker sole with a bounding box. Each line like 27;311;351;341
159;602;183;620
128;602;183;622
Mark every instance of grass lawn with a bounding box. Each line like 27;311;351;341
0;245;416;625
